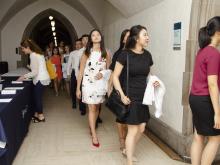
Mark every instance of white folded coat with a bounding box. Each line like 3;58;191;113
142;75;166;118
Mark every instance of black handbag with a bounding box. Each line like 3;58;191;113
106;54;130;120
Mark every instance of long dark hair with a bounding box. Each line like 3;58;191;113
52;47;60;55
20;39;43;55
198;16;220;49
126;25;147;49
116;29;130;52
85;29;107;58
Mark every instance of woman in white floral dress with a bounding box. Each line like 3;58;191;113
76;29;111;148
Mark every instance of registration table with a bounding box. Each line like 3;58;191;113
0;79;33;165
1;68;29;81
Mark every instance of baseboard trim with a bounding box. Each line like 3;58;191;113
145;130;185;162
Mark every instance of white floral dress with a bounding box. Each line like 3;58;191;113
82;50;110;104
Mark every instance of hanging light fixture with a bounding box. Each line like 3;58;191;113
53;32;56;36
52;27;55;31
54;37;57;40
49;16;53;20
51;21;55;27
54;40;57;47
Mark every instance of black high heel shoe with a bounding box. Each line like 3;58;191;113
31;116;38;121
33;117;46;123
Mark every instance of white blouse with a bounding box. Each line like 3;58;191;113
24;52;50;85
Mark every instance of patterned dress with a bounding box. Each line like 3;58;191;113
82;50;109;104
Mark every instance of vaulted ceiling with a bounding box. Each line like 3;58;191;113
0;0;165;30
0;0;165;49
0;0;99;30
106;0;164;17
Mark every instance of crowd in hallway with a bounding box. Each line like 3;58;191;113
17;25;162;165
15;16;220;165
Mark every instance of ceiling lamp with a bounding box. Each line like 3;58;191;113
52;27;55;31
53;32;56;36
54;37;57;40
54;40;57;47
51;21;55;27
49;16;53;20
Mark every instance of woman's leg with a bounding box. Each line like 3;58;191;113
57;78;61;92
116;122;127;150
33;83;39;118
135;123;146;144
88;104;99;145
97;105;102;122
33;82;45;120
96;104;102;128
124;123;145;162
65;80;70;96
126;125;139;165
53;78;58;96
191;129;205;165
95;104;100;119
201;135;220;165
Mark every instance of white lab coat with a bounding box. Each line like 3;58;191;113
142;75;166;118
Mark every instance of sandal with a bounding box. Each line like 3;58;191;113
122;149;138;162
119;138;125;151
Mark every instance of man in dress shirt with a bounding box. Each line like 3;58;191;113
67;35;88;115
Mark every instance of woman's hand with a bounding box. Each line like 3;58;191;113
214;113;220;129
153;81;160;88
95;72;103;80
76;89;81;99
17;76;25;82
121;95;131;105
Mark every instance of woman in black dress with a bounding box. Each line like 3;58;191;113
109;29;130;151
113;25;159;165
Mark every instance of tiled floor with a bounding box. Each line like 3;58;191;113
13;89;188;165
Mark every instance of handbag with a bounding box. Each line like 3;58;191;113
106;54;130;120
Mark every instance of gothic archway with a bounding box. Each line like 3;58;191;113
20;8;78;67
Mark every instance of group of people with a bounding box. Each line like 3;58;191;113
44;41;71;97
18;25;158;165
17;16;220;165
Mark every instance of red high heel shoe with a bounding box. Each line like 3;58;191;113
92;137;100;148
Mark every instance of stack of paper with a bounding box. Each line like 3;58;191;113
11;81;23;84
4;87;24;90
1;90;16;95
0;141;6;149
0;98;12;103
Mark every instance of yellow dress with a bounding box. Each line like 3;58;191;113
46;59;57;79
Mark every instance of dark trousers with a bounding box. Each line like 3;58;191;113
33;81;45;114
70;69;86;112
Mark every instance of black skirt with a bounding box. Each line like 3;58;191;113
124;101;150;125
189;94;220;136
116;118;126;124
